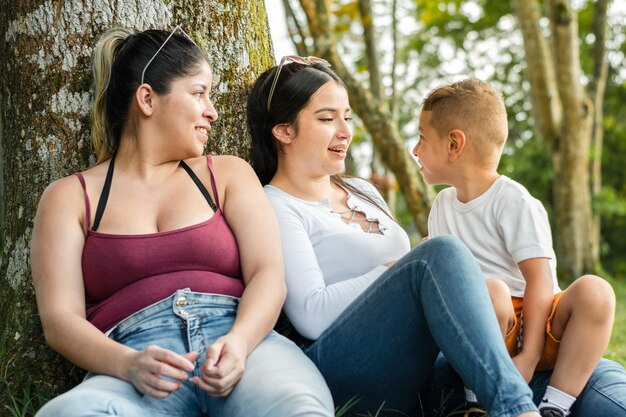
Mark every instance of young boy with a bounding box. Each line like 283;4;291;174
413;79;615;417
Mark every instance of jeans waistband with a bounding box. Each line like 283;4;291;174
111;289;240;337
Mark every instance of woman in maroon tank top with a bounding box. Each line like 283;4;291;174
30;27;333;417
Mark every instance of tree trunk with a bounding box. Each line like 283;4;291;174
514;0;607;282
0;0;273;411
589;0;610;272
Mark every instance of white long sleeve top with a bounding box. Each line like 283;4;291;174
265;178;411;340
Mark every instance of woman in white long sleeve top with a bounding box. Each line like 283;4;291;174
245;56;541;417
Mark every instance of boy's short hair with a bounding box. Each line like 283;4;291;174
422;79;508;160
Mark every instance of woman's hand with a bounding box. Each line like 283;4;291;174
124;346;197;397
191;333;248;397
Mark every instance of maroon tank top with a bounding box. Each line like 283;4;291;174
75;156;244;332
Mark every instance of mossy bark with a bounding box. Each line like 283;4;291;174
0;0;273;412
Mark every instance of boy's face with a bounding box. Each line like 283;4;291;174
413;111;451;185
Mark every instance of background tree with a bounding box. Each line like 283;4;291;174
514;0;610;282
0;0;273;412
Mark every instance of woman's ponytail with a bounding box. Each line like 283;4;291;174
90;28;133;163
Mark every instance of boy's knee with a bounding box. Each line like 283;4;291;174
572;275;615;318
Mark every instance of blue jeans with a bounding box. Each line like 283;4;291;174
304;236;537;417
425;354;626;417
36;290;334;417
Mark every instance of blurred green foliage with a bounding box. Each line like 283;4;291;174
329;0;625;279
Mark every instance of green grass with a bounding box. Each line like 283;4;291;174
1;329;49;417
2;378;48;417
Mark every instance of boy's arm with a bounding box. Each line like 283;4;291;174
514;257;554;382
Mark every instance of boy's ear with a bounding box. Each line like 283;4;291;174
271;123;294;144
135;84;155;116
447;129;466;161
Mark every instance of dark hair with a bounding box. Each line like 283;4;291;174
246;61;394;220
247;62;343;185
91;27;207;162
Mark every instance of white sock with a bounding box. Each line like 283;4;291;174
464;387;478;404
539;385;576;416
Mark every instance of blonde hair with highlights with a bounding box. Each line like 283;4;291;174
422;79;508;161
91;27;134;163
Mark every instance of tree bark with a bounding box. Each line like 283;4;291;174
358;0;383;101
358;0;396;212
589;0;610;271
0;0;273;410
514;0;607;282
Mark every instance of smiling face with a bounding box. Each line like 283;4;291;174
413;110;452;185
281;81;353;178
154;61;218;159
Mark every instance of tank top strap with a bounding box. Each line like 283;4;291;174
205;155;220;209
73;173;92;231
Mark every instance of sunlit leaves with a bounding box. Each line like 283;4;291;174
333;0;360;36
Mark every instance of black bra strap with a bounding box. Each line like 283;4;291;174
92;155;115;231
179;160;217;212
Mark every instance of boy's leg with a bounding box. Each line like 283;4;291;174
486;279;516;339
547;275;615;396
539;275;615;416
571;358;626;416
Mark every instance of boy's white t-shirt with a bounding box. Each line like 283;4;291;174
428;175;560;297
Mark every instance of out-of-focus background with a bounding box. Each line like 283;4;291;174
261;0;626;364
